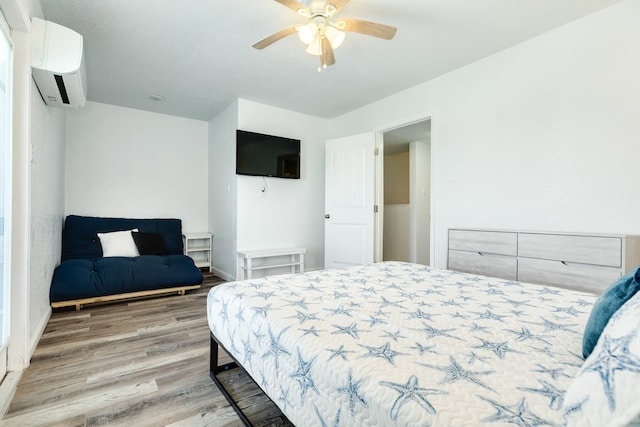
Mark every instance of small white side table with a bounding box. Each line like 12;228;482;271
237;248;306;280
183;233;212;272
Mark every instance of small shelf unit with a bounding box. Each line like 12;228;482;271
237;248;306;280
183;232;212;272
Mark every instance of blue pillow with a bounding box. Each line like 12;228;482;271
582;267;640;358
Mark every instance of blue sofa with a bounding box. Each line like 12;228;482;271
50;215;204;309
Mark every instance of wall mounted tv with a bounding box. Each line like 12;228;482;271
236;130;301;179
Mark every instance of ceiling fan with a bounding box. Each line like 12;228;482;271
253;0;397;69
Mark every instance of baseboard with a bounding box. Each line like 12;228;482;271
0;371;22;419
30;306;52;357
211;267;235;282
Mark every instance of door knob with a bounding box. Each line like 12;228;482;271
324;214;330;219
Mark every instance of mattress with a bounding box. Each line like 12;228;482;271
207;261;596;426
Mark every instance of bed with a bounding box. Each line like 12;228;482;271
207;261;640;426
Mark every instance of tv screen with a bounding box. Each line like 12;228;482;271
236;130;300;179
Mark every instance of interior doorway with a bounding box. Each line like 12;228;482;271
382;119;431;265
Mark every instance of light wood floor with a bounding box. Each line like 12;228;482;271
2;275;291;427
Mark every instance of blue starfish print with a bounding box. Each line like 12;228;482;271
256;290;275;300
251;303;272;319
359;342;404;366
327;345;354;361
517;379;564;410
277;384;292;412
506;327;552;345
292;310;320;324
262;326;291;370
286;297;311;310
379;296;404;309
300;325;322;337
314;405;341;427
479;396;558;426
473;338;519;360
360;286;377;294
407;308;436;321
580;330;640;410
367;315;387;327
218;299;230;323
531;364;571;380
306;283;322;292
331;322;363;339
474;309;507;322
410;342;438;355
421;356;495;391
379;375;446;420
235;305;245;322
290;349;319;403
325;304;354;317
469;322;491;334
382;330;405;342
530;317;577;333
337;369;368;416
242;338;255;366
333;290;349;299
417;321;461;341
467;351;490;365
442;298;462;307
501;297;530;308
398;290;418;299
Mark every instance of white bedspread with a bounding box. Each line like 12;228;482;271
207;261;596;426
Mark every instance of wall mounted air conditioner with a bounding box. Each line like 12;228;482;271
30;17;87;109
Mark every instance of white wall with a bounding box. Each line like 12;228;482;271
236;99;329;276
29;81;64;355
330;0;640;269
208;100;238;280
65;101;208;233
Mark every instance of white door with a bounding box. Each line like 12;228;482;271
324;132;379;268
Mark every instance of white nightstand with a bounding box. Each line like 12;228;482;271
183;233;212;272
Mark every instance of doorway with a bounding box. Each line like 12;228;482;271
382;119;431;265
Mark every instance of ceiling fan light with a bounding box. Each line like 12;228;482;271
298;23;317;45
325;26;345;49
306;37;322;56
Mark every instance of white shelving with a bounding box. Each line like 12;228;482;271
237;248;306;280
183;233;212;272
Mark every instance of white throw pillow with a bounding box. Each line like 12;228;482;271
563;291;640;427
97;229;140;257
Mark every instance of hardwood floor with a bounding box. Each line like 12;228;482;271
2;275;291;427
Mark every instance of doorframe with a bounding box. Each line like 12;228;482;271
375;111;437;267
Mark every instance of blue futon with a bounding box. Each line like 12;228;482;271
50;215;203;309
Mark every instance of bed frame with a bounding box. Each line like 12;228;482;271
209;333;292;427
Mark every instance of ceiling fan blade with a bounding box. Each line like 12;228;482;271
320;37;336;68
252;26;298;49
338;18;397;40
326;0;350;14
273;0;306;13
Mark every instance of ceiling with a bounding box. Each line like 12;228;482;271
39;0;621;121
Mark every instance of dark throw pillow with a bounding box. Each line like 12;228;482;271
131;231;168;256
582;266;640;358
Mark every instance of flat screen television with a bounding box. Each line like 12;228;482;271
236;130;300;179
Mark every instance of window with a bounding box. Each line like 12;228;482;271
0;11;13;362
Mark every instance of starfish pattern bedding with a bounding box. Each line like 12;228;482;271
207;261;597;426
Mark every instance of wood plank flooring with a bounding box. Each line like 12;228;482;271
2;275;292;427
